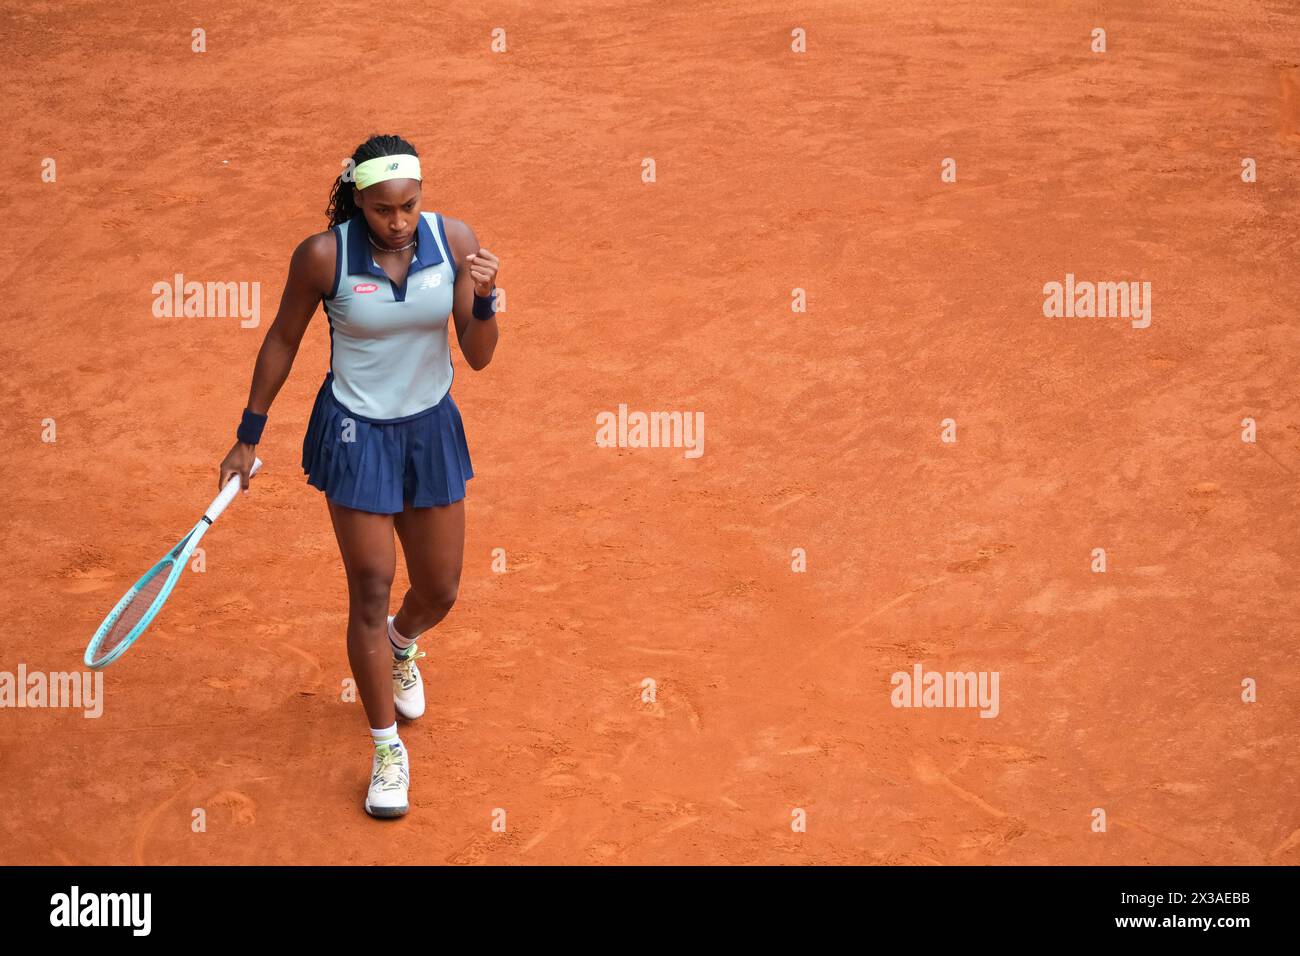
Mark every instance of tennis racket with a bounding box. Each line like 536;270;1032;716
84;458;263;669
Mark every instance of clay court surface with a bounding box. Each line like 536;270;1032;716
2;1;1298;865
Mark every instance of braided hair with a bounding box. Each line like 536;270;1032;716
325;134;421;227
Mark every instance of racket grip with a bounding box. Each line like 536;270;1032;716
206;456;263;523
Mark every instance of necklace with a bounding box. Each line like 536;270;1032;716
368;233;417;254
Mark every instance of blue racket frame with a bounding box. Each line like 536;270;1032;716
84;526;207;669
83;458;262;669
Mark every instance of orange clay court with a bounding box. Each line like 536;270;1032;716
1;1;1298;865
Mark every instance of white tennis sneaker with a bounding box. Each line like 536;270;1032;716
393;644;427;720
364;742;410;819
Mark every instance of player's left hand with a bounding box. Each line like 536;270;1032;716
466;248;499;297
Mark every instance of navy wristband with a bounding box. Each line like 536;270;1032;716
472;290;496;320
236;408;267;445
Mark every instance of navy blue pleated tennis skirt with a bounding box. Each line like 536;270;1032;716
301;374;473;514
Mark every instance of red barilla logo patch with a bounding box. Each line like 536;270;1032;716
353;283;379;294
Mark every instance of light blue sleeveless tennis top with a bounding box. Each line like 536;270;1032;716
322;210;458;421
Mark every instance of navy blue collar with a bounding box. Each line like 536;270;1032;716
345;211;443;279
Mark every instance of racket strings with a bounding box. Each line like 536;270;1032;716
98;571;170;658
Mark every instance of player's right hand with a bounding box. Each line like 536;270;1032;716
219;441;259;493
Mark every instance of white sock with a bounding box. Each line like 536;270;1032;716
370;723;401;750
387;615;417;658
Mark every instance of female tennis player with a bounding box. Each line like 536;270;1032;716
217;133;499;819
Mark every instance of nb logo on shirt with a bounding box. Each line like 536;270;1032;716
353;283;379;294
417;274;442;290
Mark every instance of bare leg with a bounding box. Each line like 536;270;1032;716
326;499;397;729
391;499;466;641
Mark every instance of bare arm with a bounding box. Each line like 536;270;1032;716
218;231;334;489
246;232;335;413
445;217;500;371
